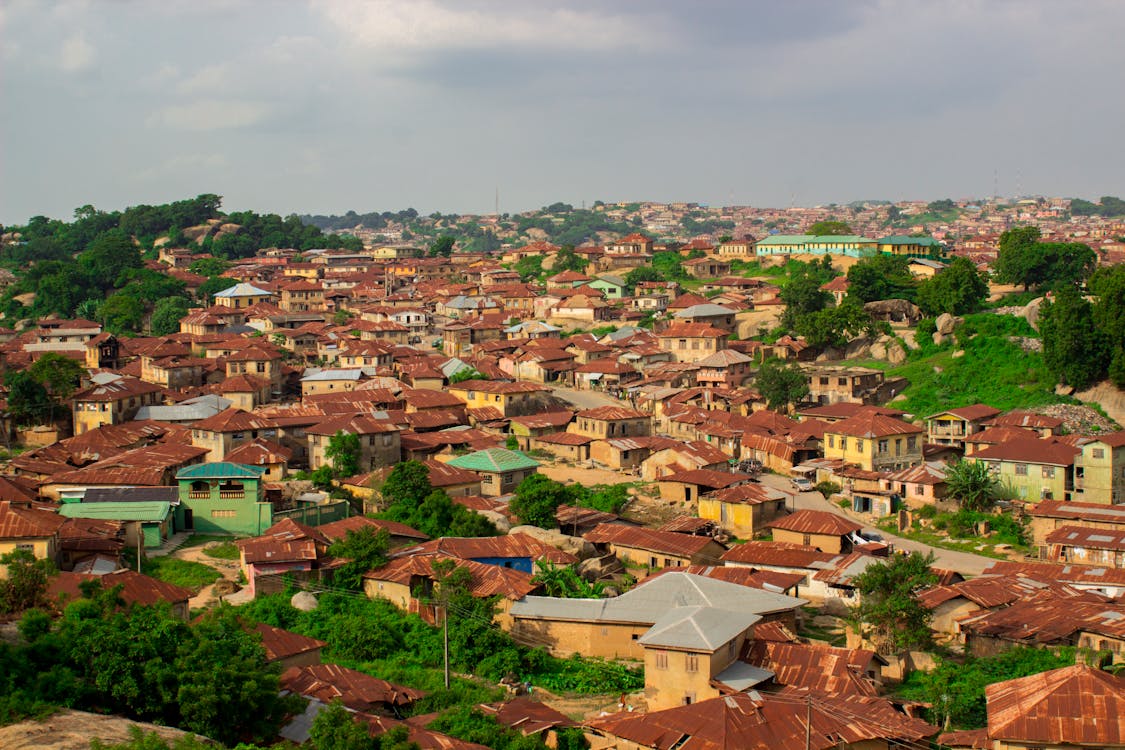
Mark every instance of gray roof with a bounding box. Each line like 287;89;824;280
300;368;365;382
136;394;231;422
673;303;737;318
214;282;272;298
713;661;774;691
510;572;805;625
637;605;760;651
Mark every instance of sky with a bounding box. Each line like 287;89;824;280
2;0;1124;225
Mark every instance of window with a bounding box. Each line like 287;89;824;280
840;438;848;451
856;439;864;451
878;439;888;454
820;377;829;386
1093;448;1105;459
828;435;835;449
906;437;917;451
728;641;737;659
803;534;811;546
211;509;236;518
16;543;34;553
685;654;699;673
1042;466;1055;478
1015;464;1028;476
838;378;847;386
654;651;668;669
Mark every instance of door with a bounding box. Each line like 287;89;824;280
183;508;194;531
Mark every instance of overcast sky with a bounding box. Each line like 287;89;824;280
3;0;1124;224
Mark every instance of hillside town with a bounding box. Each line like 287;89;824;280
1;194;1124;750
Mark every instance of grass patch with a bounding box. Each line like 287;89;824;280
875;508;1029;559
880;313;1068;417
796;607;846;647
178;533;240;549
202;542;240;560
130;555;223;593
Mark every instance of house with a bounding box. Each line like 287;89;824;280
589;436;680;471
584;524;726;570
745;640;885;696
1045;525;1125;568
765;510;862;554
306;414;401;473
803;366;889;405
584;686;935;749
822;412;924;472
236;518;332;597
446;380;551;418
317;514;428;548
507;411;575;449
657;468;752;504
477;699;574;746
0;500;65;566
213;282;275;309
509;571;804;660
754;234;878;258
584;274;627;300
639;604;761;709
529;431;593;462
445;448;539;497
1074;431;1125;504
604;233;654;256
987;410;1063;437
280;663;424;715
681;256;730;279
820;275;850;305
48;569;193;620
925;404;1002;450
693;349;753;389
392;533;576;574
300;368;371;398
363;553;538;628
254;622;326;669
569;406;651;440
58;501;173;549
1025;500;1125;554
71;376;165;435
656;322;729;364
877;235;945;258
971;438;1079;502
191;408;278;462
881;462;949;509
223;437;292;481
641;440;732;481
174;462;271;536
697;483;789;540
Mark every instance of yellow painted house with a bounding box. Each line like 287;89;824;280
1073;432;1125;505
823;412;924;472
972;438;1079;502
0;501;65;568
697;484;788;540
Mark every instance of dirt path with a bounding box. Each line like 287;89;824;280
533;688;646;722
0;710;204;750
170;543;242;610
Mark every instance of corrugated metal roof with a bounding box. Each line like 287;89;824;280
446;448;539;473
986;665;1125;745
638;605;760;651
176;462;266;479
59;501;171;523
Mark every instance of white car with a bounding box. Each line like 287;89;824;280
791;477;814;492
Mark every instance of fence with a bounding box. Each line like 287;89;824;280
273;500;350;527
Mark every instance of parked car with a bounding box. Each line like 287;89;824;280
791;476;813;492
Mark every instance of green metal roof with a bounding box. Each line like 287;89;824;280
756;235;815;245
804;235;876;244
878;235;943;246
59;501;171;522
446;448;540;473
175;462;266;480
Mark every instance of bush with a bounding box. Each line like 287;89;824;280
815;481;841;497
914;505;938;519
837;499;851;509
202;542;240;560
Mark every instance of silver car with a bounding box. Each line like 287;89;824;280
791;477;814;492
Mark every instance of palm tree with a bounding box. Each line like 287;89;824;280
945;460;1001;512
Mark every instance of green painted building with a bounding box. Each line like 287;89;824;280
877;235;946;258
446;448;539;497
175;462;271;536
59;501;173;549
755;234;878;258
586;274;627;300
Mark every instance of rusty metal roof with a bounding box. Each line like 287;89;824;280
281;663;424;710
766;509;862;536
0;500;66;539
745;641;882;697
985;665;1125;745
254;622;326;662
720;540;839;568
585;523;721;558
1046;524;1125;551
393;533;577;566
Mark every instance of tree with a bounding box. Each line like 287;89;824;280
915;257;988;316
1040;286;1109;389
188;257;231;277
779;265;832;329
310;700;378;750
325;431;362;478
623;266;664;293
851;551;937;654
27;352;86;401
510;474;571;528
945;460;1002;512
754;358;809;411
328;527;391;591
807;220;852;236
552;245;586;273
1090;265;1125;388
149;297;192;336
0;550;55;614
994;226;1096;291
846;254;916;303
450;368;486;384
794;298;878;349
381;461;433;508
4;371;52;426
99;293;146;334
531;560;605;598
78;229;143;290
428;235;456;257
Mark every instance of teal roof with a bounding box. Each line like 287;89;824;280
878;235;943;246
59;501;171;522
757;235;815;245
176;462;266;480
446;448;540;473
804;235;876;244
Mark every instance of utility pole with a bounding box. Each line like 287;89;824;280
442;604;450;689
136;520;143;572
805;693;812;750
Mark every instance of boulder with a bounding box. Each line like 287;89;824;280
577;554;624;581
482;510;511;533
213;579;241;596
510;524;595;559
863;299;921;324
951;350;965;358
932;331;947;346
885;340;907;365
1024;297;1045;331
935;313;957;335
844;337;873;359
291;591;318;612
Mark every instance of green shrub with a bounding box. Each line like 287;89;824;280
816;481;841;497
202;542;239;560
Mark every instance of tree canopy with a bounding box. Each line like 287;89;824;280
807;220;853;236
916;256;988;316
993;226;1096;291
945;460;1002;512
851;551;938;654
754;358;809;411
325;430;362;478
1039;285;1109;389
846;254;916;303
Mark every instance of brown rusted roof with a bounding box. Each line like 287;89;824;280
281;663;424;710
394;533;577;566
826;412;923;438
363;554;538;601
575;405;649;421
972;437;1079;466
317;514;428;542
584;523;721;558
957;592;1125;646
533;431;594;446
584;690;936;749
766;509;862;536
1028;500;1125;524
917;573;1082;610
744;641;882;697
927;404;1002;421
48;569;192;608
935;728;991;749
192;407;277;433
1047;524;1125;551
0;500;66;538
985;665;1125;745
659;468;751;489
478;698;575;735
254;622;326;662
646;565;804;594
720;540;838;568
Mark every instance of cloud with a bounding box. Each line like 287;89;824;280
58;31;95;72
311;0;658;58
146;99;271;131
